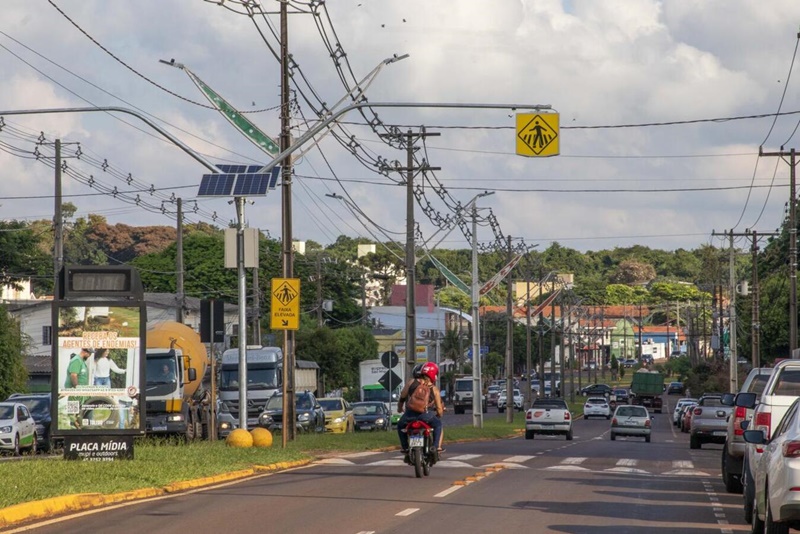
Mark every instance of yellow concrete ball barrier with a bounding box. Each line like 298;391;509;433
226;428;254;448
250;427;273;448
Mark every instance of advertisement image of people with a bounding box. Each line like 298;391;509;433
56;305;142;432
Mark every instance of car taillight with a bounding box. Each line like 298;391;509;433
755;410;772;436
611;417;618;425
734;406;747;436
693;407;702;416
784;441;800;457
645;419;651;428
526;412;532;420
565;412;571;420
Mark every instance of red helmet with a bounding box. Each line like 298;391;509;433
420;362;439;382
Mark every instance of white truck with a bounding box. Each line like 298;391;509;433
359;358;405;423
217;346;320;434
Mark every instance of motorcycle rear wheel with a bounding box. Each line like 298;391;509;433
412;448;423;478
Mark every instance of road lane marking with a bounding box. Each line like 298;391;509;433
449;454;481;460
562;457;588;465
434;486;462;498
503;455;535;463
616;458;637;467
315;458;355;465
673;460;693;469
341;451;382;458
396;508;419;516
480;462;528;469
605;467;649;474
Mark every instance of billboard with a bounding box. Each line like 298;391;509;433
54;305;144;434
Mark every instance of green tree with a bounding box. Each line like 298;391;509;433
0;305;28;398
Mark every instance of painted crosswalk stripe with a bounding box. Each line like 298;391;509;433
562;457;588;465
503;455;535;463
341;451;382;458
396;508;419;517
449;454;482;461
672;460;693;469
616;458;637;467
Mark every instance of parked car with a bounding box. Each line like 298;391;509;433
623;359;638;368
673;398;698;426
525;398;573;440
667;381;685;395
6;393;56;452
318;397;355;433
689;395;733;449
0;401;37;455
258;391;326;433
743;397;800;533
498;389;524;412
610;404;652;442
580;384;612;397
721;367;773;493
216;400;236;438
351;401;390;431
583;397;611;419
741;359;800;524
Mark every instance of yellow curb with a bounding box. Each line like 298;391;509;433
452;480;468;486
0;459;311;530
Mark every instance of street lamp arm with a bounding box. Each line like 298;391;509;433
257;101;552;172
0;106;220;172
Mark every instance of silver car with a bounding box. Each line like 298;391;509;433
610;405;652;442
673;397;698;426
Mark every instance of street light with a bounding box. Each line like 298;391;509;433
470;191;494;428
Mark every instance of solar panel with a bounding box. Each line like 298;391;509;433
233;173;270;196
198;174;235;196
269;166;281;188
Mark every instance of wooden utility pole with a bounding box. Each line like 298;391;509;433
505;235;514;423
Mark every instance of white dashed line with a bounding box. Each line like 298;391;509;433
434;486;462;498
396;508;419;517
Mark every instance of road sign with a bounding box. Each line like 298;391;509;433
467;345;490;359
270;278;300;330
379;370;403;392
516;113;559;157
381;350;399;369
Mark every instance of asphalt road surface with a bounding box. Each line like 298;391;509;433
11;396;756;534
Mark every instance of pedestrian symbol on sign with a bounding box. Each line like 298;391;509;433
274;281;297;306
516;113;559;157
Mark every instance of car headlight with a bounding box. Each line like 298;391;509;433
219;421;231;430
297;413;310;422
259;413;273;425
333;416;345;424
374;418;385;425
0;425;11;434
168;414;184;422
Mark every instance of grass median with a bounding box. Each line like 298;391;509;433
0;416;524;509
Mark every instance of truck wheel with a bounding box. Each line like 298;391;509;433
690;435;701;449
566;429;573;441
525;430;534;440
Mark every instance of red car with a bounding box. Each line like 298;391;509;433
680;402;697;433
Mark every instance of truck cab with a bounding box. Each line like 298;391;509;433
219;346;282;428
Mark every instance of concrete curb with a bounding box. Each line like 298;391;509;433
0;459;311;530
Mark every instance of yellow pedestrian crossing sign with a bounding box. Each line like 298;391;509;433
516;113;559;157
270;278;300;330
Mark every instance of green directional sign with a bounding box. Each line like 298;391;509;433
428;254;470;295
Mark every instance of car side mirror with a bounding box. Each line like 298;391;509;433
736;392;757;409
743;429;767;445
315;403;321;409
720;393;735;406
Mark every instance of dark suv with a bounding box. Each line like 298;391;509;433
258;391;325;433
5;393;57;452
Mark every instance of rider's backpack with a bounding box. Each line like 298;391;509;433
407;380;432;414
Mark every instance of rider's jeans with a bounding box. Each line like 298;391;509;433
398;409;442;450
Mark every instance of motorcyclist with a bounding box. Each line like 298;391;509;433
397;362;445;458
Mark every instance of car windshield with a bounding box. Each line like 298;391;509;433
533;400;567;409
14;397;49;417
616;407;647;418
749;374;771;395
318;399;344;412
701;397;724;407
0;405;14;419
773;370;800;396
353;404;379;415
613;389;626;395
586;398;606;405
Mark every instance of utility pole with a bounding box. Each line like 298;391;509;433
471;202;483;428
280;1;296;445
525;268;532;410
252;267;260;345
316;254;323;328
550;276;557;392
505;235;514;423
760;147;798;354
746;230;779;367
53;139;63;290
383;129;440;380
176;198;184;324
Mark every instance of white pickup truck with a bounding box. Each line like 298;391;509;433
525;398;573;440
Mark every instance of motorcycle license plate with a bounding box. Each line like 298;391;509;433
409;435;424;448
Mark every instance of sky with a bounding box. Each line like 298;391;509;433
2;0;800;256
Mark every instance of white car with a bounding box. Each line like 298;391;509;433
583;397;611;419
673;397;698;426
0;402;37;455
498;389;523;413
610;405;652;442
745;397;800;532
526;398;573;440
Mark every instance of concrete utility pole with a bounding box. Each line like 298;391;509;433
387;129;441;381
760;147;798;354
729;231;738;393
53;139;63;290
525;269;533;410
505;235;514;423
176;198;184;324
747;230;779;368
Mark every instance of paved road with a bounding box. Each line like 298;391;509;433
13;396;753;534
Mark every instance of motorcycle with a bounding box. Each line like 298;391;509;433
405;420;438;477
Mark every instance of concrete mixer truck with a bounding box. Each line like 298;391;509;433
144;321;211;440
